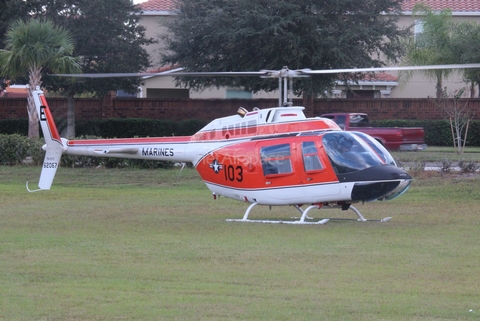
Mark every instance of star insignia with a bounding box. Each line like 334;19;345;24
209;159;223;173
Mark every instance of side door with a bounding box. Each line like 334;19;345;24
257;138;301;187
295;136;338;185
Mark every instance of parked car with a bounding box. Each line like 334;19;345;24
320;113;427;151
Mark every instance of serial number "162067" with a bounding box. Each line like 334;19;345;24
43;162;58;169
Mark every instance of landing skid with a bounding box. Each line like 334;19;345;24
225;202;391;224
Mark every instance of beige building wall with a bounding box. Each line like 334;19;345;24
140;13;174;67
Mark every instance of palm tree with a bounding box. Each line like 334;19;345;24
0;19;81;138
450;21;480;98
399;4;457;98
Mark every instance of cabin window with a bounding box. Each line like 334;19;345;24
235;123;241;135
247;120;257;134
226;124;234;138
302;141;323;171
261;143;292;175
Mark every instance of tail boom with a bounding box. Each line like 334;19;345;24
30;89;200;191
62;137;196;163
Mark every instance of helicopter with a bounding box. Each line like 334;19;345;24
28;64;480;224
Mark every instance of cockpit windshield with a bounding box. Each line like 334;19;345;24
322;132;396;174
351;131;396;166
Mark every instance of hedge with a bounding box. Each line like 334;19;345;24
371;119;480;147
75;118;207;138
0;118;207;138
0;134;45;165
0;134;176;169
0;119;28;135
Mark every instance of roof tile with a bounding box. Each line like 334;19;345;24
140;0;480;14
139;0;176;12
401;0;480;12
362;73;398;82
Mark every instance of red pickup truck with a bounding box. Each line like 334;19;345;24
320;113;427;151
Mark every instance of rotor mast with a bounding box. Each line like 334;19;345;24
262;66;309;107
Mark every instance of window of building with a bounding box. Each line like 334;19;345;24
226;89;252;99
414;20;424;42
146;88;189;98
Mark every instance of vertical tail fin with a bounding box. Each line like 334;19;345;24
27;89;66;192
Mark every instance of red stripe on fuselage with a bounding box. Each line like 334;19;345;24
40;95;62;144
191;119;340;141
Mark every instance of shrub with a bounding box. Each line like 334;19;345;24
395;158;425;177
0;134;44;165
436;158;454;174
458;160;479;173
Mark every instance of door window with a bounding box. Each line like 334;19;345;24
302;141;323;171
261;143;292;175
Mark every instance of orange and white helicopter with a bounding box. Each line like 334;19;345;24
29;64;480;224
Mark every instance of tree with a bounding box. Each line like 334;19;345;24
432;88;474;154
0;19;81;138
35;0;154;138
0;0;42;47
450;21;480;98
161;0;409;99
399;4;457;98
0;0;42;88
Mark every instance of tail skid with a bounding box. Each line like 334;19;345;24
26;181;44;193
28;89;66;192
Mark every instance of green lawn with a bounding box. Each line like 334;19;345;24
1;166;479;320
391;146;480;163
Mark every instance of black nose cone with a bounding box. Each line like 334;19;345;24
337;165;412;202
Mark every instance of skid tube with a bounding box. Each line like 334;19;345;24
225;202;391;224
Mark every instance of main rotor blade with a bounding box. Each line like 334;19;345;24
51;70;267;78
159;71;268;76
300;63;480;75
50;63;480;79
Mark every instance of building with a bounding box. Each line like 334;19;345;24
137;0;480;99
0;80;28;98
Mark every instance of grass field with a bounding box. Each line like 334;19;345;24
391;146;480;163
1;164;480;320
